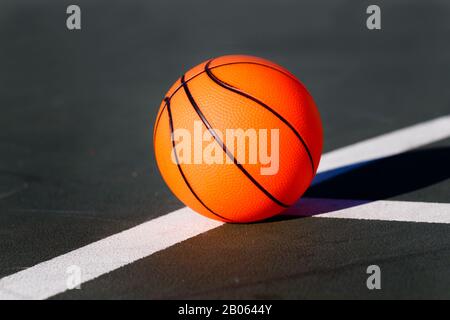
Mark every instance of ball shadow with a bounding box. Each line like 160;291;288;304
264;146;450;222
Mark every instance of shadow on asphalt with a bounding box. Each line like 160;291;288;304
263;146;450;223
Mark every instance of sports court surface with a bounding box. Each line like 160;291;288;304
0;0;449;299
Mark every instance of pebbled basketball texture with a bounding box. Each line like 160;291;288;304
153;55;323;223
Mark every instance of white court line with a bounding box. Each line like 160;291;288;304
315;200;450;223
318;115;450;173
0;209;223;300
288;198;450;224
0;115;449;300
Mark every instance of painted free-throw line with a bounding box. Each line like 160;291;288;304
0;115;449;300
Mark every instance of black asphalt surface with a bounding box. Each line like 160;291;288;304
0;0;449;299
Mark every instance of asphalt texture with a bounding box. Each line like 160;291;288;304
0;0;449;299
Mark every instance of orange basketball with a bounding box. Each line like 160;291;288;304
153;55;323;223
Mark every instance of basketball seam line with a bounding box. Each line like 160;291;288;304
164;97;232;222
153;60;299;137
181;75;290;209
204;60;316;174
